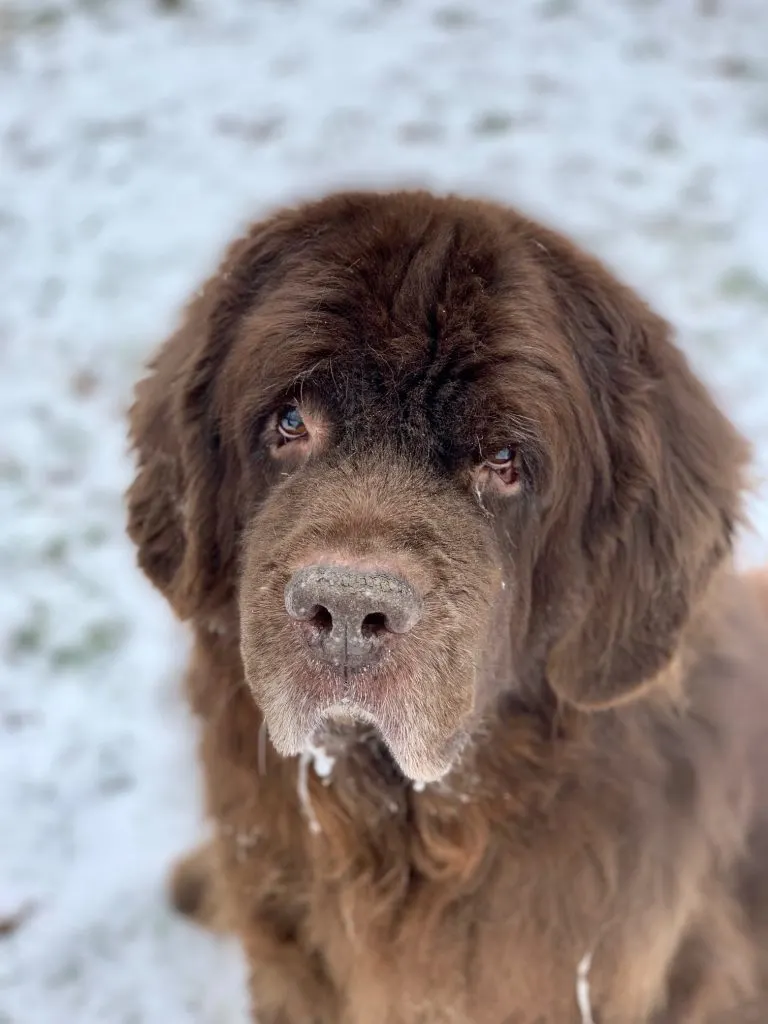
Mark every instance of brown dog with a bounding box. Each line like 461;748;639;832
127;191;768;1023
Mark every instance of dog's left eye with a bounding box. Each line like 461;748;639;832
486;447;513;467
483;447;519;487
277;406;308;441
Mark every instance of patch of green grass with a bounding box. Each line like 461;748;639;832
719;267;768;304
83;524;109;547
472;112;515;136
615;167;645;189
77;0;118;13
50;619;129;670
0;457;23;483
687;330;726;356
398;120;444;144
625;37;666;62
0;4;65;40
42;537;70;565
717;56;761;81
29;6;65;29
646;124;680;156
750;101;768;135
433;5;473;29
538;0;577;17
7;603;50;658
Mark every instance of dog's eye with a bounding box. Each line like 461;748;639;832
277;406;307;441
483;447;519;487
486;447;513;467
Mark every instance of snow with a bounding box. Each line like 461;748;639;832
297;740;336;835
1;0;767;1020
576;950;596;1024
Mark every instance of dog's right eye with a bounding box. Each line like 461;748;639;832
277;406;308;442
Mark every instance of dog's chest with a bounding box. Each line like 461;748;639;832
306;864;604;1024
296;762;610;1024
217;734;689;1024
307;851;677;1024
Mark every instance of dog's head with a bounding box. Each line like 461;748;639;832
128;191;747;782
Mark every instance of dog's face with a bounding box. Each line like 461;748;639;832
128;192;747;782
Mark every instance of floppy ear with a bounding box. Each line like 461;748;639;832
126;213;299;621
538;235;749;709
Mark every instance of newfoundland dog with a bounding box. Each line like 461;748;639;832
127;191;768;1023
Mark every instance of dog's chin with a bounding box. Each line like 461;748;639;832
263;698;466;785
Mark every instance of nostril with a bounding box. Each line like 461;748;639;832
308;605;333;635
361;612;388;638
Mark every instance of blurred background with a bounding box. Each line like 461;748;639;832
1;0;767;1021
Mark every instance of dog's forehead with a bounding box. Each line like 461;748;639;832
311;200;514;335
290;212;532;373
288;270;513;457
308;226;557;437
227;197;575;462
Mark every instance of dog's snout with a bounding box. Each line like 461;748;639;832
284;565;423;669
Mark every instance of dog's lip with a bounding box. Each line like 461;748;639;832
297;705;459;785
253;667;469;785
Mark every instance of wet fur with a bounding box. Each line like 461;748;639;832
128;191;768;1023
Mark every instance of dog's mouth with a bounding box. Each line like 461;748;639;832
252;661;472;784
321;703;470;784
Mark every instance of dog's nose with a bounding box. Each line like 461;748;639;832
284;565;423;669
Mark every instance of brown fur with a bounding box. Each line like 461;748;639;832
746;569;768;619
127;191;768;1023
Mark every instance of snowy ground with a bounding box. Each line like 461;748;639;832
1;1;767;1021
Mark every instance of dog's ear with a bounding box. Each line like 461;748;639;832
126;213;300;620
536;231;749;709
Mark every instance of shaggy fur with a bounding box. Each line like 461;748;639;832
127;191;768;1023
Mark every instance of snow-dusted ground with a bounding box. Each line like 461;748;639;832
1;1;767;1021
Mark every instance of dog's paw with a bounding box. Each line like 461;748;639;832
168;842;230;933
